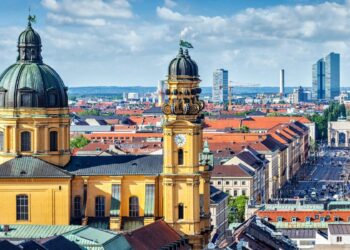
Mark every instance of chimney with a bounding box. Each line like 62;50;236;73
279;69;285;96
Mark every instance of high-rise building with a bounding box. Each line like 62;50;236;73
157;80;167;107
212;69;228;103
312;52;340;100
279;69;285;96
291;86;308;104
325;52;340;100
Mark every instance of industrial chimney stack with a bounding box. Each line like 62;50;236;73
279;69;285;96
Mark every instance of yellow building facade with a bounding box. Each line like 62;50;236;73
0;20;211;249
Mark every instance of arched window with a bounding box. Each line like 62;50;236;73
95;196;105;217
178;203;184;220
129;196;139;217
21;131;31;152
0;131;3;151
178;149;184;165
16;194;28;220
73;196;81;218
50;131;58;151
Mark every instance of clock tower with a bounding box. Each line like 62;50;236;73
162;47;211;249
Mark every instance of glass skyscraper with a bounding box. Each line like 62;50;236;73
312;52;340;100
212;69;228;104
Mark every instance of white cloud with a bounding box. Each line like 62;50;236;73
42;0;133;19
156;7;191;22
3;1;350;87
47;13;107;26
164;0;177;8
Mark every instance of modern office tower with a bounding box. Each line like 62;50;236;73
279;69;285;96
157;80;166;106
212;69;228;103
292;86;307;104
325;52;340;99
312;53;340;100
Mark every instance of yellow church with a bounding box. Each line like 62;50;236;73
0;19;212;249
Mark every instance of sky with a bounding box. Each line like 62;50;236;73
0;0;349;87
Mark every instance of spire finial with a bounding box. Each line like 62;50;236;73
27;8;36;28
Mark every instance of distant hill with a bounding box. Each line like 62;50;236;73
67;86;317;97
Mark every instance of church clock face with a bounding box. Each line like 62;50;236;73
174;134;186;147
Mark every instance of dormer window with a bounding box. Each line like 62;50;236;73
21;93;32;107
48;93;57;107
19;88;34;107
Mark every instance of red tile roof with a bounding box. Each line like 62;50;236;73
212;165;252;178
124;220;190;250
257;210;350;223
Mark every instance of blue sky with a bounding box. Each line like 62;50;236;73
0;0;349;87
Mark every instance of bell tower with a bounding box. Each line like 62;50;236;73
162;47;211;249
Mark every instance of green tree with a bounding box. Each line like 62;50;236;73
228;195;248;223
70;135;90;149
239;125;250;133
339;104;346;118
78;109;101;116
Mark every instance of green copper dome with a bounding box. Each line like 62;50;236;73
0;19;68;108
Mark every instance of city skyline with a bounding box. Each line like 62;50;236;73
1;0;350;87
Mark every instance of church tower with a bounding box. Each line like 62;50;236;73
162;47;211;249
0;17;70;166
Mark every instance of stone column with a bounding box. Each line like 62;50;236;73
34;126;39;154
44;126;49;153
335;131;339;147
3;126;8;153
12;126;17;154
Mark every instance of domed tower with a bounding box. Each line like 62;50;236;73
161;46;211;250
0;18;70;166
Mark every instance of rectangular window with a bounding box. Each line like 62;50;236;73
200;194;204;215
95;196;105;217
242;181;246;185
16;195;28;221
225;181;230;185
306;217;311;222
234;190;238;196
21;93;32;107
0;131;3;151
335;216;340;222
292;217;297;222
242;189;246;196
337;236;342;242
50;131;58;151
277;216;283;222
320;217;325;222
145;184;155;217
234;181;238;185
0;92;4;107
110;184;121;217
73;196;81;218
21;131;31;152
217;181;221;185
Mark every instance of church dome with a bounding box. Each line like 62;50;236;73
18;22;42;48
168;48;198;78
0;19;68;108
